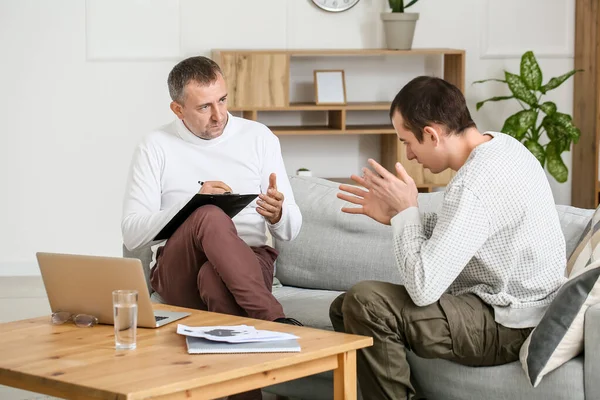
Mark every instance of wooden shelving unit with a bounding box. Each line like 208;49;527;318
212;48;466;192
231;101;392;112
572;0;600;208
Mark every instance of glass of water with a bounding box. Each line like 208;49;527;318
112;290;138;350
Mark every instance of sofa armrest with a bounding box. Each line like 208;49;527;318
585;303;600;399
122;243;154;294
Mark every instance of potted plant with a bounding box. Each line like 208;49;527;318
474;51;582;183
296;168;312;177
381;0;421;50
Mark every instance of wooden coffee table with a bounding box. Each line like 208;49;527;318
0;304;372;399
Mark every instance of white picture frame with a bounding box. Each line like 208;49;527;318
314;70;347;105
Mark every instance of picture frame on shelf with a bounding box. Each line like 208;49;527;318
314;69;347;105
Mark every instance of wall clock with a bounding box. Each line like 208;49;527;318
311;0;360;13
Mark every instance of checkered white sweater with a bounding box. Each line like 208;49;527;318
391;132;567;328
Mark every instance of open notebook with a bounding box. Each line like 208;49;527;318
185;336;301;354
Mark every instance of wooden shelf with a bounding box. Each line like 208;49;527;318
213;48;465;189
346;124;395;134
270;125;394;135
230;102;392;112
271;126;342;135
214;48;465;57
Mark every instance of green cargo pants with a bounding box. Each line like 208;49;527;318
329;280;533;400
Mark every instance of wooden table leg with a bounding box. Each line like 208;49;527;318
333;350;357;400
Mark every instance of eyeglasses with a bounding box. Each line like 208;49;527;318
51;311;98;328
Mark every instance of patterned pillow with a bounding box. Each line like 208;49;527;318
519;205;600;387
567;205;600;275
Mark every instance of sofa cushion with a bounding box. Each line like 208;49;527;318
407;354;584;400
273;176;444;291
556;204;594;260
122;244;154;294
272;285;343;330
266;345;585;400
520;259;600;387
566;204;600;275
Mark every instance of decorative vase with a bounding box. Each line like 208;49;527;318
380;12;419;50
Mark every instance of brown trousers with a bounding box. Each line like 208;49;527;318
330;281;533;400
150;205;285;400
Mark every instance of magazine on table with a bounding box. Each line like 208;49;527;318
176;324;299;343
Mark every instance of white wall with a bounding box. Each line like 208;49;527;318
0;0;575;275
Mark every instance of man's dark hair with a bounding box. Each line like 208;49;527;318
167;56;223;103
389;76;476;142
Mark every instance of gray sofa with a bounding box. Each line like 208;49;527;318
124;175;600;400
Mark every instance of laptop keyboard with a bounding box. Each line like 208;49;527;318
155;316;168;322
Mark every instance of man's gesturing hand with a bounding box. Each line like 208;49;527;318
257;173;284;224
337;159;418;225
362;159;418;215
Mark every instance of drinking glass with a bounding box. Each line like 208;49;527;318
112;290;138;350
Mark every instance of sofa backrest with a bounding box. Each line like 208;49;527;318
122;175;595;294
122;243;154;294
555;204;595;259
273;175;595;292
273;176;443;291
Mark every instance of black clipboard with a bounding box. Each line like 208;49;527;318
154;193;258;241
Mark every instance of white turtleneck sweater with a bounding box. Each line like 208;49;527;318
121;114;302;255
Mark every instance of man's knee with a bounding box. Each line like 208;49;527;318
189;205;234;230
342;281;412;321
329;293;346;331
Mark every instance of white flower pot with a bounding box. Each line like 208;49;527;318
381;12;419;50
297;170;312;177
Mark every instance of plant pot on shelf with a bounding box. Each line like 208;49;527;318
381;12;419;50
296;169;312;177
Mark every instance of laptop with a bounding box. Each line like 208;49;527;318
36;252;191;328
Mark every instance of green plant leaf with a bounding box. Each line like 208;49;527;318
555;136;571;154
540;69;582;94
476;95;514;110
502;110;537;140
505;72;538;106
554;113;581;142
542;112;581;147
520;51;543;90
539;101;557;116
405;0;420;8
546;141;568;183
524;139;546;167
389;0;404;12
472;78;507;84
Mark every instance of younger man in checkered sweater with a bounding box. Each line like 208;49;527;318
330;76;566;400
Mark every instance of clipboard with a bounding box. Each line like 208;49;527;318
154;193;258;241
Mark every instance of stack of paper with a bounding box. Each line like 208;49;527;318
177;324;302;354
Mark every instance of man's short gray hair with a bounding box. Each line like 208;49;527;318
167;56;223;103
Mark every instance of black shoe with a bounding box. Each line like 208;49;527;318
274;317;304;326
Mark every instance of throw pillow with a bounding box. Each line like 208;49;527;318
519;260;600;387
566;205;600;276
